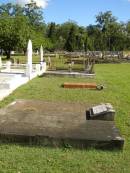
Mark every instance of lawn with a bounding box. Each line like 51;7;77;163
0;63;130;173
1;54;87;71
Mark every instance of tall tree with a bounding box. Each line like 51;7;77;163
0;16;31;58
125;21;130;50
96;11;117;51
64;26;77;51
96;11;117;31
0;3;48;58
47;22;56;41
24;2;43;26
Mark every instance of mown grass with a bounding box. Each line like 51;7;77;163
2;55;86;71
2;55;41;64
0;63;130;173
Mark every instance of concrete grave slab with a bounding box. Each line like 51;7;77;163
0;100;124;150
44;71;95;78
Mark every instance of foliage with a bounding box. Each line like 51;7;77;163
46;11;130;52
0;3;47;58
1;3;130;57
0;16;31;58
64;25;77;51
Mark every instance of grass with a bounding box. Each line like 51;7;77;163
2;55;41;64
2;55;86;71
0;63;130;172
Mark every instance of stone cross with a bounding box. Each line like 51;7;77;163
26;40;33;79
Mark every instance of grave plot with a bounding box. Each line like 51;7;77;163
0;100;124;150
0;40;47;101
0;73;29;101
45;53;95;77
62;83;103;90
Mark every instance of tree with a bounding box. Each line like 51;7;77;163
95;11;118;51
0;2;48;58
96;11;117;31
23;1;44;26
105;22;125;51
75;27;86;51
47;22;57;42
57;20;78;40
125;21;130;50
0;16;31;58
64;26;77;51
87;25;103;50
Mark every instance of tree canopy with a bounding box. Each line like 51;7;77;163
0;3;130;58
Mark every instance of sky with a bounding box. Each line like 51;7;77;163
0;0;130;26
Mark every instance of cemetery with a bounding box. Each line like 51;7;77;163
0;62;129;172
0;40;46;101
0;39;124;150
0;1;130;173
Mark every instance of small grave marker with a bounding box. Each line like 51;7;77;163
86;103;115;121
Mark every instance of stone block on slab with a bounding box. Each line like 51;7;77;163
86;103;115;121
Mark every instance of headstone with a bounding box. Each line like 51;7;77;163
36;64;41;75
11;51;15;55
48;57;51;68
68;63;72;72
13;58;16;65
86;103;115;121
6;61;12;72
26;40;33;79
40;45;43;64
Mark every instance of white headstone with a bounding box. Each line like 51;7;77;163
6;61;11;72
26;40;33;78
40;45;43;63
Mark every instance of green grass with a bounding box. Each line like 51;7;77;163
2;55;86;71
0;63;130;173
2;55;41;64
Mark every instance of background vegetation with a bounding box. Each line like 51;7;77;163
1;3;130;59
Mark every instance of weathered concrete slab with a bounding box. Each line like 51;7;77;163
44;71;95;78
0;100;124;149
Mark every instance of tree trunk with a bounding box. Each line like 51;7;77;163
23;49;26;56
6;50;11;59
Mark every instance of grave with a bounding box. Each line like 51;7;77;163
0;40;47;101
44;71;95;78
63;83;103;90
0;100;124;150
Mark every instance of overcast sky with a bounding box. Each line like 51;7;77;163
0;0;130;26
